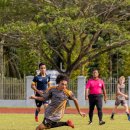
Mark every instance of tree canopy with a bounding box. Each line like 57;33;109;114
0;0;130;77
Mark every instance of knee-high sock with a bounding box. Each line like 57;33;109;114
126;112;130;118
35;109;39;117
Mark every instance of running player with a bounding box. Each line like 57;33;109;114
31;63;51;122
30;74;86;130
110;76;130;120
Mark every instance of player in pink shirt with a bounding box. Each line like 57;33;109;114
86;69;107;125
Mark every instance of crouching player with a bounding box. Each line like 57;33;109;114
30;74;86;130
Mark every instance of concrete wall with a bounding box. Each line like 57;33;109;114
0;76;130;107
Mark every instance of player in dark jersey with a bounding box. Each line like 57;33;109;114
30;74;86;130
31;63;51;122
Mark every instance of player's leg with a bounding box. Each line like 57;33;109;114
111;105;118;120
35;100;42;122
123;101;130;120
43;118;74;129
96;95;105;125
50;120;74;128
111;99;120;120
88;95;96;124
36;123;47;130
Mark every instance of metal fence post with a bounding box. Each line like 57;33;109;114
77;76;86;107
128;76;130;107
0;44;3;99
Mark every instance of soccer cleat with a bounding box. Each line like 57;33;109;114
35;116;38;122
88;121;92;125
67;120;74;128
99;121;105;125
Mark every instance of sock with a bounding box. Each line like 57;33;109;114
111;112;114;118
35;109;39;117
126;112;129;118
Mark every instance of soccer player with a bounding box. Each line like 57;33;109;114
110;76;130;120
30;74;86;130
86;69;107;125
31;63;51;122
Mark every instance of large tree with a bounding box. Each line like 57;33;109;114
0;0;42;77
0;0;130;78
29;0;130;77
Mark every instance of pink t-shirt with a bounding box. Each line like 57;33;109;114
86;78;105;94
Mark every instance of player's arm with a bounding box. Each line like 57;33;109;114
72;98;86;117
68;90;85;117
29;88;52;101
29;95;45;101
102;81;107;103
31;82;43;95
48;81;51;88
117;84;128;98
85;80;90;100
102;87;107;103
47;76;51;88
31;76;42;94
85;88;89;100
31;82;37;92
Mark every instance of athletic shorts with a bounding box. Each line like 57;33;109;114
35;92;49;107
115;99;127;106
42;118;58;128
35;100;48;107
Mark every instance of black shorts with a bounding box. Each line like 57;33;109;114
35;93;49;107
35;100;48;107
88;94;103;109
42;118;57;128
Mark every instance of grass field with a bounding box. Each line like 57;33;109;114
0;114;130;130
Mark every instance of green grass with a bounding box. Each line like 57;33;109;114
0;114;130;130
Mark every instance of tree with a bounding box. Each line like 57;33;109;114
30;0;130;77
0;0;130;78
118;45;130;77
0;0;42;77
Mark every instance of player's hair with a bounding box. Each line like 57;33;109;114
93;69;98;72
39;63;45;68
118;76;125;84
56;74;68;84
92;69;100;77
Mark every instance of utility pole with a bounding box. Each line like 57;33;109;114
0;42;4;99
109;54;112;78
117;51;119;79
